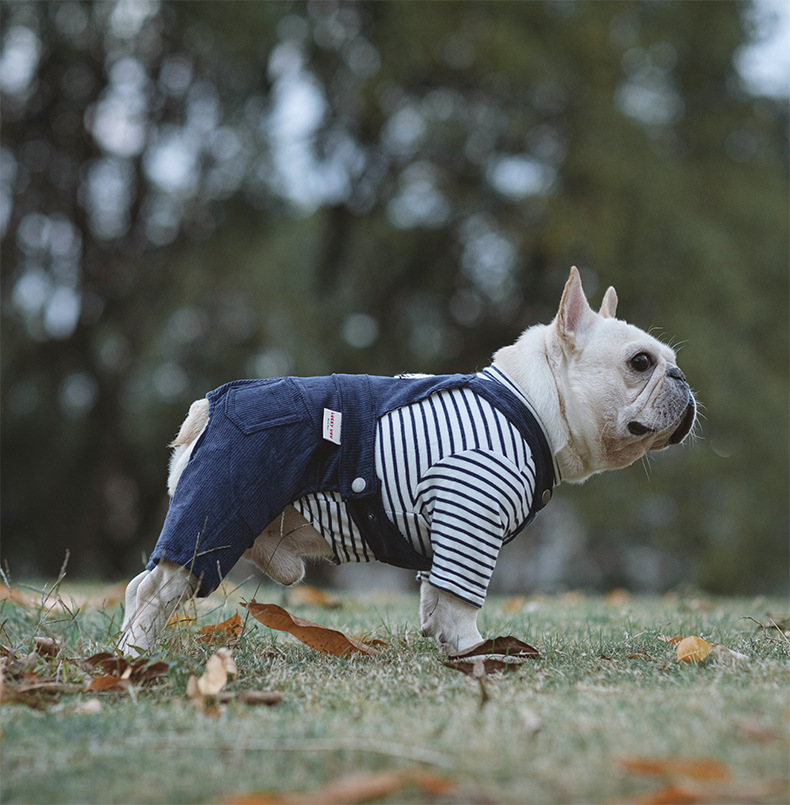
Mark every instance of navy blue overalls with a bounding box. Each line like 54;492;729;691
147;373;555;596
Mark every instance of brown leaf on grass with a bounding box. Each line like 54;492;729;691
85;652;169;685
219;768;456;805
197;648;237;695
244;601;381;657
187;650;281;712
628;783;702;804
675;636;713;663
85;674;130;693
620;757;731;781
445;656;530;676
659;634;748;665
445;636;540;677
449;635;541;660
187;648;236;715
0;656;75;705
196;612;243;642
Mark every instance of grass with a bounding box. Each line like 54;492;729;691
1;578;788;804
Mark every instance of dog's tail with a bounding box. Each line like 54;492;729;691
167;399;209;496
170;398;209;447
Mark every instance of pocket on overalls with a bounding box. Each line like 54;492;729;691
225;379;306;434
224;379;315;531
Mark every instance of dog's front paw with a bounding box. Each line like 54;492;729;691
419;582;482;654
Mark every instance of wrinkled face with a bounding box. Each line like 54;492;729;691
570;319;697;470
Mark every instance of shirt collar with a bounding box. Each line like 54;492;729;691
479;363;563;483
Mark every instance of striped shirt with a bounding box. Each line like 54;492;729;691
292;364;556;607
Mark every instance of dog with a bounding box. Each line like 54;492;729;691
119;267;696;655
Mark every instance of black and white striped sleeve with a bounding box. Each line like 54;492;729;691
415;447;535;607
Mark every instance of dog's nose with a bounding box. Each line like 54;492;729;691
667;366;687;383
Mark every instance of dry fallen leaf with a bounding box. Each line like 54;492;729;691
676;636;714;664
445;635;540;678
85;674;130;693
450;635;541;660
445;656;530;676
620;757;731;781
187;648;238;714
196;613;243;642
84;652;169;685
3;649;169;705
244;601;381;657
627;782;701;804
197;648;237;695
659;635;747;666
619;759;786;805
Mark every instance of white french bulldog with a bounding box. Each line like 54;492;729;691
119;267;696;655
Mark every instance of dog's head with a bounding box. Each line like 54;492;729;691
550;267;697;477
497;267;696;482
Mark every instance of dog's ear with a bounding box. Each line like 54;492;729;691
556;266;597;347
599;286;618;319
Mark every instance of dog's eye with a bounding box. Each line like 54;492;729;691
630;353;653;372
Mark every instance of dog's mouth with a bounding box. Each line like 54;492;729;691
668;400;696;445
627;400;696;446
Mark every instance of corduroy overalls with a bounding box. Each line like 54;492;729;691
147;373;555;596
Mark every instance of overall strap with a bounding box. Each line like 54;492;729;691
465;375;556;524
339;372;555;570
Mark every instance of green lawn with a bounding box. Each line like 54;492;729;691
1;580;788;804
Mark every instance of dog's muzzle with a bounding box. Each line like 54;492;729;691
668;399;696;445
628;368;696;445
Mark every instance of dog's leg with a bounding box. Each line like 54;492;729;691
120;569;148;635
118;560;197;655
419;581;483;653
243;506;333;586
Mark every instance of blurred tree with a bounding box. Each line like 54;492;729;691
1;0;787;593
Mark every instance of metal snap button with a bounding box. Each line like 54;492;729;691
352;477;367;493
542;489;552;505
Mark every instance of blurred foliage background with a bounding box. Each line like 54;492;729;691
1;0;787;595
